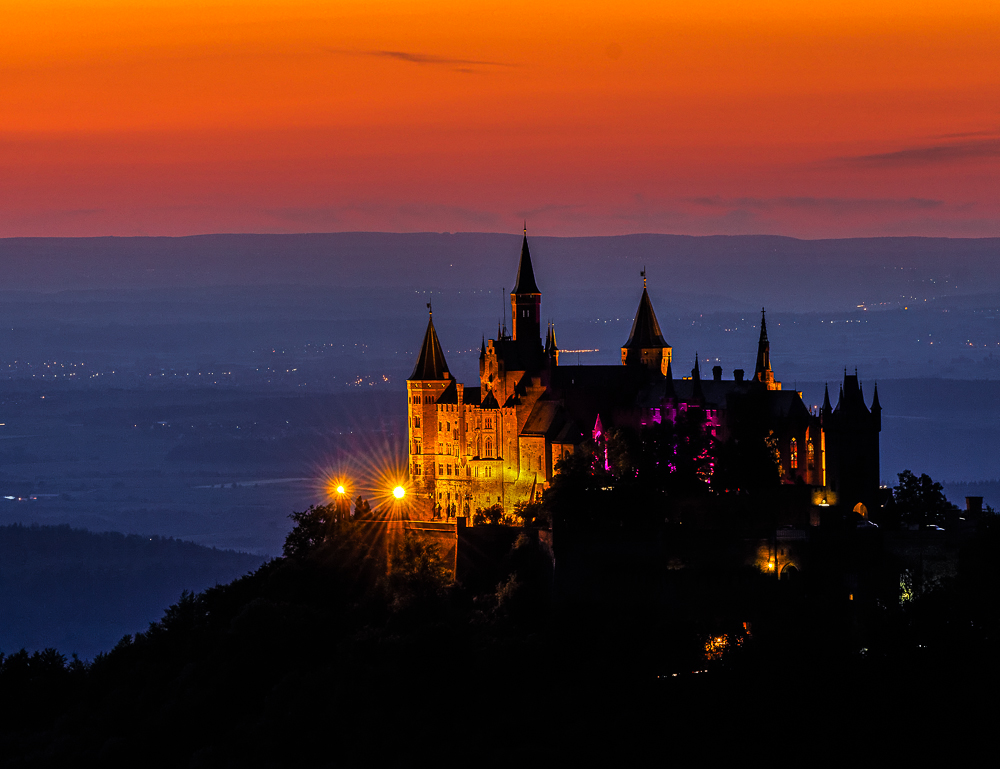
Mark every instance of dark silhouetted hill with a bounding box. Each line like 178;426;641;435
0;524;264;659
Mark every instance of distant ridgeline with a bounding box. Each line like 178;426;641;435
0;524;264;659
406;231;883;534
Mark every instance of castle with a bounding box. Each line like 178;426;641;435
406;232;882;522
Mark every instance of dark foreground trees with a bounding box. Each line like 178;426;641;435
2;498;1000;766
893;469;956;526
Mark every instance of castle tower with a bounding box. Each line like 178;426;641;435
407;305;453;489
753;308;780;390
824;369;881;519
510;228;542;346
621;272;672;375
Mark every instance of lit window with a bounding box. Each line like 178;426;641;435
447;464;452;475
807;440;815;466
790;438;798;470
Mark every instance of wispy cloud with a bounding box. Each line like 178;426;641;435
685;197;944;213
838;138;1000;167
935;128;1000;140
328;48;515;73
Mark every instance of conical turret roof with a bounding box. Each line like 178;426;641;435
754;308;771;379
511;233;540;294
408;311;450;380
664;358;676;399
623;288;668;349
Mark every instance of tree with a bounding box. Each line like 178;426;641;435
893;470;955;526
283;504;338;559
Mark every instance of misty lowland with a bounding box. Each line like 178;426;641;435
2;233;1000;763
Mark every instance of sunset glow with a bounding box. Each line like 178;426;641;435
3;1;998;237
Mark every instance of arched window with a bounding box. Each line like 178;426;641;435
789;438;798;470
485;437;493;457
807;439;815;467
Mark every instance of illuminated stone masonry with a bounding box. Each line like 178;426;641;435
407;232;881;522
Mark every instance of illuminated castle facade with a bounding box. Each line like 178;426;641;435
406;233;881;520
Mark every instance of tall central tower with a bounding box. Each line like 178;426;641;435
510;228;541;344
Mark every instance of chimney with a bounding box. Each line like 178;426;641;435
734;369;745;383
712;365;722;382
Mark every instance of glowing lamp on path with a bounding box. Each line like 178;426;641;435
393;486;405;500
336;485;345;495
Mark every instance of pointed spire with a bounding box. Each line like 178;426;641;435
622;287;668;350
409;310;450;381
691;353;704;401
872;382;882;431
511;229;540;295
480;335;486;360
664;358;676;399
544;322;559;355
822;383;832;412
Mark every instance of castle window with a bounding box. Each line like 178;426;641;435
485;417;493;429
413;462;420;475
789;438;798;470
807;440;815;466
438;464;444;475
453;428;458;440
439;422;442;432
414;439;421;455
467;467;471;477
447;464;452;475
413;416;420;428
485;437;493;457
446;421;451;432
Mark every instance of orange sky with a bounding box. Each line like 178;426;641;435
2;1;998;237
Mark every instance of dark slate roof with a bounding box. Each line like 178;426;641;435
481;389;500;410
491;337;544;374
511;234;540;295
408;316;450;381
834;373;871;417
672;379;749;408
550;364;654;428
463;386;483;407
521;399;565;437
622;288;668;349
436;381;459;404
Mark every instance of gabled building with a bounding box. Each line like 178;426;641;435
406;232;881;520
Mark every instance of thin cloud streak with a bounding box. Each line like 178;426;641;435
839;138;1000;167
685;197;944;213
328;48;515;70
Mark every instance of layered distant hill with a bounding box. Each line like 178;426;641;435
2;232;998;313
0;524;264;659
